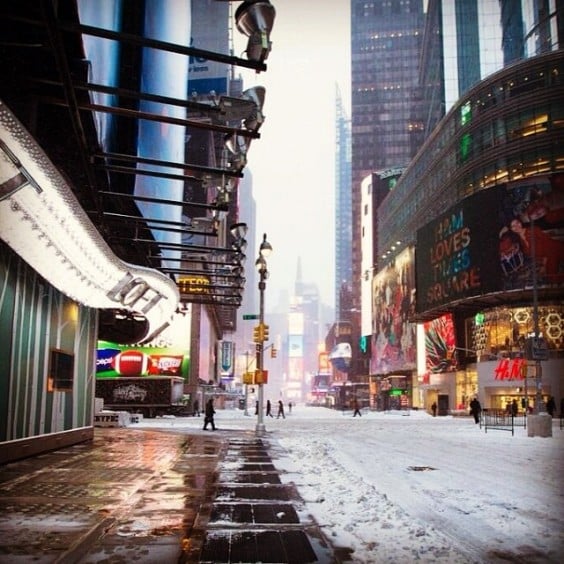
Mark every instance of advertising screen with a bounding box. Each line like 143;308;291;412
188;1;229;96
370;246;416;374
498;173;564;290
97;312;190;379
96;342;189;379
416;189;500;314
288;334;304;358
423;314;457;373
417;174;564;316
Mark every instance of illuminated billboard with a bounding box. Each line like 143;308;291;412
370;246;416;374
498;174;564;289
97;312;191;379
416;174;564;316
188;1;229;96
416;189;499;314
424;314;457;373
288;335;304;358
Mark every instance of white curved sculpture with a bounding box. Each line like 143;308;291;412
0;100;179;342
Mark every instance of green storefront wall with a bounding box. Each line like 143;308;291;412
0;243;97;463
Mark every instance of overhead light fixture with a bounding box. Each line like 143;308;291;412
225;133;251;172
232;237;248;254
230;222;248;240
215;189;231;207
201;172;237;192
0;100;179;342
217;96;258;124
235;0;276;63
189;216;219;234
241;86;266;132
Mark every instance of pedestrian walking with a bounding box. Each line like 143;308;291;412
288;401;292;414
546;396;556;417
193;399;200;417
203;398;216;430
277;400;285;419
511;399;518;416
352;398;362;417
255;401;259;415
266;399;274;417
469;397;482;424
431;402;437;417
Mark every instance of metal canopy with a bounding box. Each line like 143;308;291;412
0;0;258;332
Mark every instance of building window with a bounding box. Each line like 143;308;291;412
48;349;74;392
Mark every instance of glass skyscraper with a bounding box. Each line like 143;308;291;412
349;0;427;376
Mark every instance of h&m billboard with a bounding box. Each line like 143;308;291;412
416;174;564;315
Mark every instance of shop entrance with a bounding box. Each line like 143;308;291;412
438;394;449;416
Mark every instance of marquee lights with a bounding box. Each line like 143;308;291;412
0;101;179;342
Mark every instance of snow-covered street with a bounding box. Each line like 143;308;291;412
137;406;564;563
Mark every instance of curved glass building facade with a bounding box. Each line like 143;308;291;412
373;50;564;412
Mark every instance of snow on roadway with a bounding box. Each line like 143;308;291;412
136;405;564;563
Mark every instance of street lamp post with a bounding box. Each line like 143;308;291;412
255;233;272;435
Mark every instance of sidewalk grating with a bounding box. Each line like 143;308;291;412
188;434;336;563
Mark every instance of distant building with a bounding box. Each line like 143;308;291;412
350;0;428;378
335;86;352;313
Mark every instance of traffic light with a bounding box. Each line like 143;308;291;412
262;324;269;341
271;347;277;358
253;325;263;343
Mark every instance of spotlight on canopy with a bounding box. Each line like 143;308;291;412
241;86;266;132
201;173;237;192
235;0;276;63
230;222;248;240
225;133;251;172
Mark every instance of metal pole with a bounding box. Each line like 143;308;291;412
244;351;249;416
530;217;543;414
256;271;266;434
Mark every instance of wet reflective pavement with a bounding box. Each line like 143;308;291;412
0;428;338;563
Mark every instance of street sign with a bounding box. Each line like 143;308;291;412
242;314;259;320
525;336;549;361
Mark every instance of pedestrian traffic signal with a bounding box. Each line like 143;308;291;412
271;347;277;358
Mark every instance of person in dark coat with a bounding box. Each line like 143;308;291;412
266;399;273;417
203;398;216;430
352;398;362;417
511;399;518;416
546;396;556;417
277;400;285;419
431;402;437;417
469;397;482;424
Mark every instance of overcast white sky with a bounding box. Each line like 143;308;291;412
139;406;564;563
234;1;351;310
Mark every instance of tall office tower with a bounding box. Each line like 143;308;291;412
441;1;504;112
501;0;563;64
335;85;352;315
421;0;560;155
420;0;504;139
349;0;426;377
